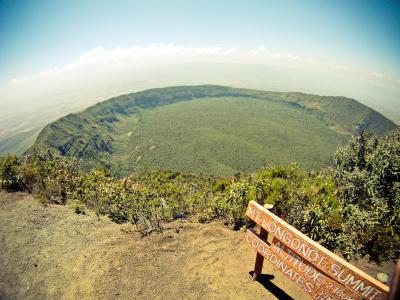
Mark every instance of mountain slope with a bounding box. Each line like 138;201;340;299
33;85;397;175
0;128;41;156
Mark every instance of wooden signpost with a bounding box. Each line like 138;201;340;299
245;200;393;300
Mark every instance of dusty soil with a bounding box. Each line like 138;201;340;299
0;193;394;300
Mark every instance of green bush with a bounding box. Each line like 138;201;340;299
24;150;81;204
72;199;85;214
333;127;400;262
0;154;24;191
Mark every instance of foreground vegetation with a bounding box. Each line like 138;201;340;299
1;128;399;263
33;85;397;176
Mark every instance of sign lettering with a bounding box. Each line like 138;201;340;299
245;201;390;300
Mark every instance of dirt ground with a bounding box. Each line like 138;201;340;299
0;192;394;300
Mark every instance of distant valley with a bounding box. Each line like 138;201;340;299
31;85;397;176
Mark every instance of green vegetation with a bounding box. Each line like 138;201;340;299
333;126;400;262
2;128;399;262
111;97;347;174
33;85;397;176
0;154;24;191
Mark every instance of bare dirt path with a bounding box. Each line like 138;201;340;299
0;193;392;299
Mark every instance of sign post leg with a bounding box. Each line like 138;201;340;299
389;260;400;300
252;227;268;281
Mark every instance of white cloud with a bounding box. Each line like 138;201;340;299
363;71;384;79
7;44;395;85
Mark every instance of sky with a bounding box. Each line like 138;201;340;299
0;0;399;139
1;0;399;83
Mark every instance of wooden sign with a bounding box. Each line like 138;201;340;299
245;200;390;300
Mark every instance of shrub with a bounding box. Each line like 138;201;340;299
24;150;81;204
333;127;400;261
0;154;24;191
72;199;85;214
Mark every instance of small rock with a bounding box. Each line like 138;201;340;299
377;272;389;283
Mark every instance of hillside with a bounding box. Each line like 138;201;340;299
33;85;397;176
0;128;41;156
0;193;394;299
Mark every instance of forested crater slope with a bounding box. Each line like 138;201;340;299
33;85;397;175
